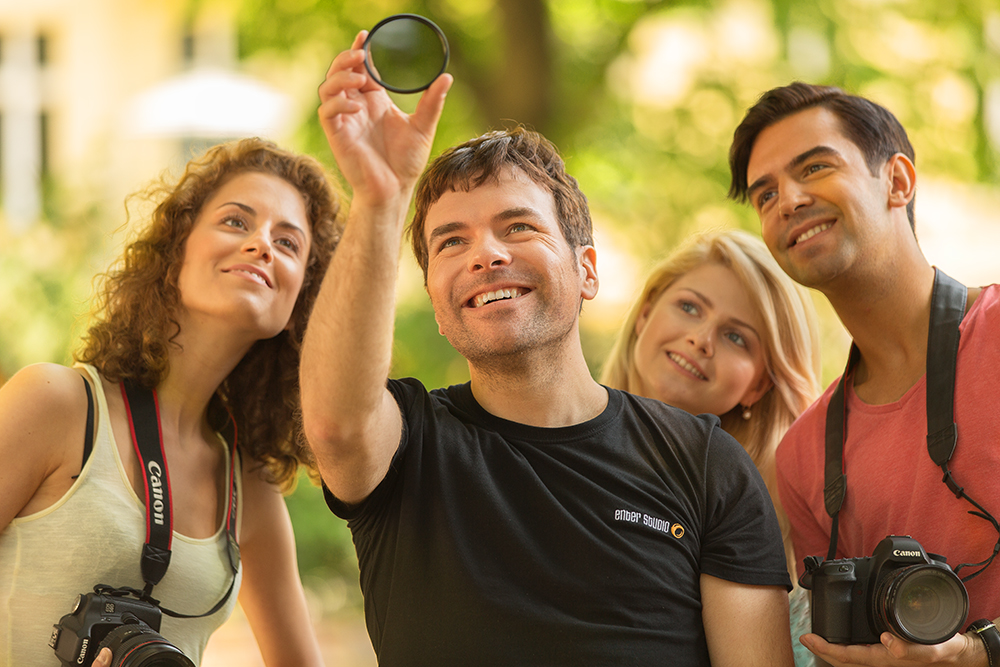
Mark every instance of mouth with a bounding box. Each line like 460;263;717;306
790;222;833;247
668;352;707;380
224;266;273;288
469;287;529;308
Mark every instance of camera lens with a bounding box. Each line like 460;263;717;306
875;564;969;644
99;623;195;667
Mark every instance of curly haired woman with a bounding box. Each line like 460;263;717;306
0;138;341;667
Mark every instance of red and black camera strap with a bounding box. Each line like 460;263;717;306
119;380;241;617
822;268;1000;582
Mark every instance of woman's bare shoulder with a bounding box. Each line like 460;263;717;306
0;363;93;523
1;362;91;412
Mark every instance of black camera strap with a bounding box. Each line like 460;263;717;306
119;380;241;617
822;268;1000;581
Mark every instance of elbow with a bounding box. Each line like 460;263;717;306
301;410;349;458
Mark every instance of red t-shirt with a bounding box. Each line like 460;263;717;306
777;283;1000;625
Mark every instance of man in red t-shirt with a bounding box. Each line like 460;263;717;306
728;82;1000;667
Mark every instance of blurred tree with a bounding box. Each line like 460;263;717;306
232;0;1000;586
236;0;999;387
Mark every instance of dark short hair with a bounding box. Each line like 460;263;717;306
728;82;916;229
409;127;593;278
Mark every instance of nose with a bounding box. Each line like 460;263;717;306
778;180;811;218
468;234;511;272
687;321;715;357
242;228;273;262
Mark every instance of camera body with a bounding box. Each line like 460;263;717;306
802;535;969;645
49;589;192;667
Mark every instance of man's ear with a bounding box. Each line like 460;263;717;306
886;153;916;210
578;245;599;301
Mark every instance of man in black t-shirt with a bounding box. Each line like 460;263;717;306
301;33;794;666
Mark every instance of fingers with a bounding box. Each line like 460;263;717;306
318;46;372;122
323;31;368;78
412;73;454;136
352;30;367;50
93;647;112;667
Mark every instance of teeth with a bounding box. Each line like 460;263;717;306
668;352;706;380
794;222;832;245
233;269;267;286
474;288;521;308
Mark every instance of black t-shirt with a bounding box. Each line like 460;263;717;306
326;379;790;666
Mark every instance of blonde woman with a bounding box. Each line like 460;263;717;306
601;229;821;666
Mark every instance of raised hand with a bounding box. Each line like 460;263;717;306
318;31;452;208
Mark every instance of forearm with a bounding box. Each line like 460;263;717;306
299;196;408;468
304;37;450;499
237;473;325;667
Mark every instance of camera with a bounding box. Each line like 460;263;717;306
49;588;194;667
801;535;969;645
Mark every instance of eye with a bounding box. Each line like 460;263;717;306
435;237;463;254
222;215;248;230
805;163;827;176
276;236;301;254
508;222;533;234
757;190;777;210
679;301;699;316
725;331;748;348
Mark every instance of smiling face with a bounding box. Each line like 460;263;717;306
632;262;771;417
424;169;598;363
177;171;312;340
745;106;897;290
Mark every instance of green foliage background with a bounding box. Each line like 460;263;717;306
2;0;999;611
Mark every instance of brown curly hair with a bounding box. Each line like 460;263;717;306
76;138;342;489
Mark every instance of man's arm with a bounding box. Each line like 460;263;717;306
299;32;451;504
701;574;795;667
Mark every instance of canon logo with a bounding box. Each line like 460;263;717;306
77;638;89;664
148;461;165;526
893;549;921;558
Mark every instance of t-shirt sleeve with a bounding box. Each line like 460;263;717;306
699;426;792;589
322;378;415;521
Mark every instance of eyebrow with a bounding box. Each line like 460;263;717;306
746;145;842;201
427;221;468;247
426;206;547;246
218;201;308;238
493;206;545;223
683;287;761;339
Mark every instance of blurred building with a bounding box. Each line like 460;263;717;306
0;0;291;232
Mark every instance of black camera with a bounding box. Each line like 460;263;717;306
801;535;969;645
49;588;194;667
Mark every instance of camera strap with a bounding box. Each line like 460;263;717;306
120;380;241;617
822;268;1000;581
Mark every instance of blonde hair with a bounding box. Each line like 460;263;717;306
601;229;821;578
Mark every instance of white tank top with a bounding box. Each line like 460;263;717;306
0;364;243;666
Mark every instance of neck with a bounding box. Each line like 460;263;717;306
156;313;255;444
468;339;606;428
825;256;936;402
